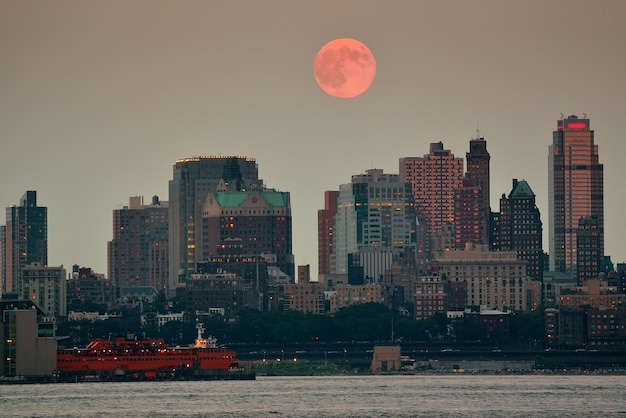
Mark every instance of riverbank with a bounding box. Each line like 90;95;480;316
251;359;626;377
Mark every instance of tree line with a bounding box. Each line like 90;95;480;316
58;302;544;349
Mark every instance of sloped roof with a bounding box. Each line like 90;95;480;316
119;286;159;297
510;180;535;198
214;190;289;207
214;192;248;207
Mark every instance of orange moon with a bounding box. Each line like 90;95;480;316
313;38;376;99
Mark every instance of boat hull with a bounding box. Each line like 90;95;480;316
56;335;255;381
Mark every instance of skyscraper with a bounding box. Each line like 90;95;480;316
108;196;169;291
2;191;47;295
331;169;417;280
466;135;491;244
168;156;263;289
400;142;464;237
494;179;543;282
548;115;604;280
318;190;338;276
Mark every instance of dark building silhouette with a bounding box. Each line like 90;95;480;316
2;191;47;295
194;257;271;313
466;135;491;245
67;265;113;311
576;216;601;285
494;179;543;282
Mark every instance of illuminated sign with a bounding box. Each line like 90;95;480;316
567;122;587;129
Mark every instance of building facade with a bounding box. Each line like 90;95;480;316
318;191;339;276
548;115;604;282
414;275;446;320
202;189;294;278
453;173;484;249
281;281;325;314
108;196;169;292
168;156;263;289
2;191;47;295
331;169;418;279
328;284;382;314
435;244;530;312
185;272;242;321
20;263;67;317
1;300;56;377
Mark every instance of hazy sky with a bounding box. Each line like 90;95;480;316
1;1;625;279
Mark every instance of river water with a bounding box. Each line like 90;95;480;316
1;374;625;417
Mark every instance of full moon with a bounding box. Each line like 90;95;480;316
313;38;376;99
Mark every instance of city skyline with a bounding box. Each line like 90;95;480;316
1;1;625;279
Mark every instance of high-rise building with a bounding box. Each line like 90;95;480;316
168;156;263;289
494;179;543;282
400;142;464;237
466;135;491;245
2;191;47;295
453;173;484;249
202;188;294;278
108;196;169;291
548;115;604;279
331;169;418;279
318;191;338;276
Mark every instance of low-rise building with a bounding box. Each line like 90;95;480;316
66;265;113;311
414;275;446;320
559;279;625;310
371;345;401;372
184;271;242;321
587;308;626;350
281;278;325;314
328;284;382;314
1;300;56;377
20;263;66;317
435;244;529;312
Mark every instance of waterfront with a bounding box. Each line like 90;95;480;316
1;375;625;417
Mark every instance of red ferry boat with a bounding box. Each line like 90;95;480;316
57;324;254;381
